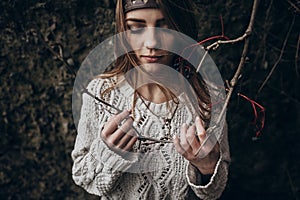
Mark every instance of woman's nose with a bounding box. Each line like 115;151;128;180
143;27;160;49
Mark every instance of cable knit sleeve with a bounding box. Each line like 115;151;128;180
186;123;231;200
71;78;138;196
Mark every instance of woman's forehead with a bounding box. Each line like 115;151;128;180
125;8;164;20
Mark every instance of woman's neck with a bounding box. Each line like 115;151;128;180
137;84;169;104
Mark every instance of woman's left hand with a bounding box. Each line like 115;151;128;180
173;116;220;175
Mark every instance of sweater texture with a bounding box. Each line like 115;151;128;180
72;77;230;200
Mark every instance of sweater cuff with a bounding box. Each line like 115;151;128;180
186;156;222;188
96;136;138;172
185;146;229;200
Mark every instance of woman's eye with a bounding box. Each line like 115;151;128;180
127;25;145;34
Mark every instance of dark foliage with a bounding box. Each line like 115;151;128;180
1;0;299;199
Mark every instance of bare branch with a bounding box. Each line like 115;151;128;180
286;169;299;200
267;85;300;106
206;33;247;51
259;0;273;65
258;15;295;94
195;0;260;157
286;0;300;13
206;0;259;51
216;0;260;125
296;33;300;77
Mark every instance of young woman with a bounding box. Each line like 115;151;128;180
72;0;230;199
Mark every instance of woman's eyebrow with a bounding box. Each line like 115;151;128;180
125;18;146;23
156;18;166;25
125;18;165;24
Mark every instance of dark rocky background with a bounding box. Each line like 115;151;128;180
1;0;299;199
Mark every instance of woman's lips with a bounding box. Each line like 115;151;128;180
141;55;162;63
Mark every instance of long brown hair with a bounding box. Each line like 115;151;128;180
100;0;211;124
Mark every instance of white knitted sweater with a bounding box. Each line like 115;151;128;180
72;77;230;200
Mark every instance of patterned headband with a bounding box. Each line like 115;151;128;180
124;0;158;13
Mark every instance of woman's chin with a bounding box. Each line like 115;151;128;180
139;63;167;75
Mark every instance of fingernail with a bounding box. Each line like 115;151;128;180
196;116;200;122
128;115;134;122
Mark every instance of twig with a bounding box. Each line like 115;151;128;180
258;0;273;66
267;84;300;106
296;33;300;77
217;0;259;126
205;4;257;52
206;33;247;51
286;0;300;13
195;0;260;156
286;169;299;200
35;31;78;77
257;15;295;94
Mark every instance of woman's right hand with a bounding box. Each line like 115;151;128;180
101;110;138;158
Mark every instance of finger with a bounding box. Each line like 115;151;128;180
117;115;134;134
117;135;138;160
186;125;200;151
179;123;192;153
102;110;131;137
116;133;133;149
116;125;136;149
112;110;131;127
173;134;186;156
108;116;134;147
123;136;138;152
195;116;206;143
123;130;138;151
